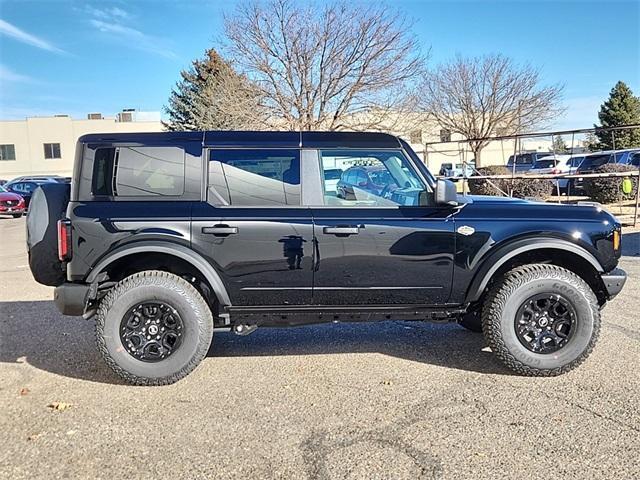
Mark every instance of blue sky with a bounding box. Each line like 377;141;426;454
0;0;638;130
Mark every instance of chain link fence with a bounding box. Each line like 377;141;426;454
415;125;640;226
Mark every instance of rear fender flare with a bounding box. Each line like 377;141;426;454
86;242;231;306
465;238;603;303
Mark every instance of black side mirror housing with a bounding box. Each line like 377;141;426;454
435;179;458;206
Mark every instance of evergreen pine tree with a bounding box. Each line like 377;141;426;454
164;49;264;131
594;81;640;149
551;135;568;153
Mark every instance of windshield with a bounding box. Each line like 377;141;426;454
0;186;6;193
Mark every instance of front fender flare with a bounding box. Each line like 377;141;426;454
465;238;603;303
86;242;231;306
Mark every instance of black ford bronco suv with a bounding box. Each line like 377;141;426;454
26;131;627;385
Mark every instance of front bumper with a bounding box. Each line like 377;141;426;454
0;206;26;214
54;283;91;316
601;268;627;299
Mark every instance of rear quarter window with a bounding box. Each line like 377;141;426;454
89;146;186;197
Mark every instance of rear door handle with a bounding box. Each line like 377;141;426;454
323;226;360;235
202;225;238;236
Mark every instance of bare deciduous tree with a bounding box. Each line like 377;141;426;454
224;0;424;131
420;54;564;166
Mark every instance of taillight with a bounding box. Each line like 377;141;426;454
57;219;72;262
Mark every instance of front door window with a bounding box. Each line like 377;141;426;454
319;150;428;207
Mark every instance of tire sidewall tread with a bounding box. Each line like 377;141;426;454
482;264;601;376
95;270;213;386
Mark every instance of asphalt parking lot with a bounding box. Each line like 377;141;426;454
0;216;638;480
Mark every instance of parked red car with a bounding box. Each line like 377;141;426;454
0;185;26;218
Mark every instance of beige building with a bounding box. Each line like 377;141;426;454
0;111;163;180
0;109;568;181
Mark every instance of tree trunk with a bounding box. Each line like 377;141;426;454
472;146;483;168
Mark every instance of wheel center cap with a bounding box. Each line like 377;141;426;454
148;324;159;335
538;317;549;327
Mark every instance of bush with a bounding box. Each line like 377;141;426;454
468;166;510;196
511;176;554;200
583;164;638;204
468;165;553;200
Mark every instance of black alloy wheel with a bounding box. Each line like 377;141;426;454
514;293;576;354
120;302;184;362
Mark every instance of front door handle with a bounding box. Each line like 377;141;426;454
323;226;360;235
202;225;238;236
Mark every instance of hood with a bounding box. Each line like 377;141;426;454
0;192;23;202
462;194;530;204
460;194;619;225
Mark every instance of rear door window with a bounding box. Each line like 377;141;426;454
208;149;301;206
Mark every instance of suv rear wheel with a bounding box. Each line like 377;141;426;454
95;271;213;385
482;264;600;376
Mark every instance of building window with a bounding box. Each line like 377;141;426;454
409;130;422;143
439;129;451;143
44;143;61;159
0;144;16;161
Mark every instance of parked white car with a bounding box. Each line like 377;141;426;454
528;154;584;194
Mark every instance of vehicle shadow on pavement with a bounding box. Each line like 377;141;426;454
0;300;119;384
0;300;511;383
209;321;510;375
622;231;639;257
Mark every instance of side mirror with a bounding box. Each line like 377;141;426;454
435;179;458;206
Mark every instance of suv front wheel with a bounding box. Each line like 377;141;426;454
482;264;600;376
95;271;213;385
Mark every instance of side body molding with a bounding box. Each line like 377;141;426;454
465;238;604;304
86;242;232;306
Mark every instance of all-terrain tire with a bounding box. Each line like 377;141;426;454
26;183;70;286
482;264;600;376
95;271;214;386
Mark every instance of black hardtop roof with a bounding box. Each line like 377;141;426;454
78;130;402;149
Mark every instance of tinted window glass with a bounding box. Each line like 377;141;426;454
11;182;36;193
208;149;300;206
91;148;116;196
322;150;427;207
630;153;640;167
533;159;557;169
90;146;185;197
116;147;185;196
580;154;612;170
